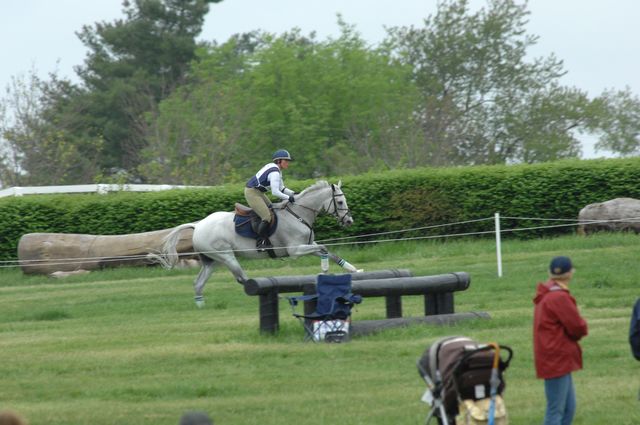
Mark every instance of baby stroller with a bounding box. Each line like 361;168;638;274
417;336;513;425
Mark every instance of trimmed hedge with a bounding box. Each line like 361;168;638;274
340;158;640;240
1;157;640;261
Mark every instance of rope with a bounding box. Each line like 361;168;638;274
501;215;640;223
0;214;635;269
316;217;494;243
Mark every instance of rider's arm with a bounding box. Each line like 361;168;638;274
282;187;295;196
267;172;291;201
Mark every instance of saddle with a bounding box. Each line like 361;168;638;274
233;203;278;239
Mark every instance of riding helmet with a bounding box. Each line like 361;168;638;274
272;149;293;161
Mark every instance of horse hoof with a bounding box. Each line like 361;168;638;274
194;295;205;308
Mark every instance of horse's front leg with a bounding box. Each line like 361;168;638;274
286;243;326;258
326;251;362;273
287;243;362;273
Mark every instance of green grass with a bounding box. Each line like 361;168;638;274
1;233;640;424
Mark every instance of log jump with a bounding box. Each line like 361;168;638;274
246;269;412;333
17;228;195;275
244;270;474;334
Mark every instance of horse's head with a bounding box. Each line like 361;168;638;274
294;180;353;227
326;180;353;227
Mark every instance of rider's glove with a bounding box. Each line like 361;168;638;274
288;195;295;203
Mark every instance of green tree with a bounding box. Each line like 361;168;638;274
139;34;258;185
72;0;219;175
142;21;419;183
138;0;640;184
385;0;631;165
242;21;418;176
594;88;640;156
0;70;103;187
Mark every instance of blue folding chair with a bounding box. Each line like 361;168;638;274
287;274;362;342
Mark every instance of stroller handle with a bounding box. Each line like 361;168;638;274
495;344;513;368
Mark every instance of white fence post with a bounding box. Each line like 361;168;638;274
495;212;503;277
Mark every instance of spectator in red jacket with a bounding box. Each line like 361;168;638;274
533;256;588;425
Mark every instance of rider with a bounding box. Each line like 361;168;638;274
245;149;295;250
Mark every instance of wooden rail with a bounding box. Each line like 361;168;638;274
245;270;472;334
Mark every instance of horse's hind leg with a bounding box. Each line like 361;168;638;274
193;255;215;308
215;252;249;285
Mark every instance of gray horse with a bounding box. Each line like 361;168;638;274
151;180;360;307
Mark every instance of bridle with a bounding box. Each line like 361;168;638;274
284;184;352;229
326;184;352;226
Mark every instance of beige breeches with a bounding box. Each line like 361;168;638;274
244;187;272;222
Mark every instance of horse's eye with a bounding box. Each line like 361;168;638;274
337;201;344;205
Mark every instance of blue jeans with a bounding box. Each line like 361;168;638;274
544;373;576;425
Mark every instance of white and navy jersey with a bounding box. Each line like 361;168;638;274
246;163;294;201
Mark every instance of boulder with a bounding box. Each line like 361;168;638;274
578;197;640;234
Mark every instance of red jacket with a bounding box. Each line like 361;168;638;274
533;280;588;379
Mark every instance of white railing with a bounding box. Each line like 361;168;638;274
0;184;210;198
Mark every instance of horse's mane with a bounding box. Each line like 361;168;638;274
298;180;331;197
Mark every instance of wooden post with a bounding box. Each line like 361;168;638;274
258;291;279;334
385;295;403;318
424;294;437;316
437;292;454;314
424;293;455;315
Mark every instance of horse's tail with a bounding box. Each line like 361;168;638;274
147;223;196;269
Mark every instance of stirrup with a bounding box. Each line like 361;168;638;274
256;238;272;251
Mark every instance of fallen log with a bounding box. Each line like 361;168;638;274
17;227;194;275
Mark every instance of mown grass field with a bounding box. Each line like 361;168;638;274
1;233;639;424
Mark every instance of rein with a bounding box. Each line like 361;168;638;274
284;204;315;244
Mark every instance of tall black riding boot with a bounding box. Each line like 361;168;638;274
256;219;272;251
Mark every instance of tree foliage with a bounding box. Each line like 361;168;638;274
386;0;597;164
142;22;420;183
0;0;221;187
2;0;640;188
594;88;640;155
73;0;220;173
0;71;103;186
141;0;640;185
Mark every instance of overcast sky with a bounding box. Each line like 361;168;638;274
2;0;638;157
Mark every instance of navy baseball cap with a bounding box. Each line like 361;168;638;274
549;256;573;275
